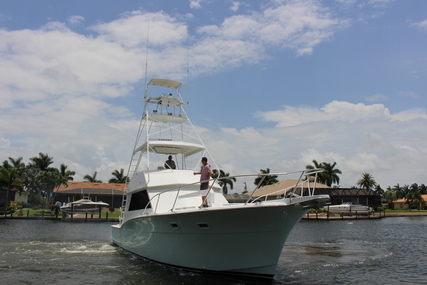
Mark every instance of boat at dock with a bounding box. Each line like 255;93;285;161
60;199;109;213
327;202;373;216
111;78;330;278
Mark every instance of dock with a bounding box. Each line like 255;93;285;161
1;209;119;222
302;211;384;220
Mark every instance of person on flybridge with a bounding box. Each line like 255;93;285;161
164;155;176;169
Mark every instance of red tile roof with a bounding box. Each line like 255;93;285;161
394;194;427;203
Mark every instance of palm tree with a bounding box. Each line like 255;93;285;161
58;164;75;183
84;171;103;183
419;184;427;195
356;173;377;190
211;169;236;194
375;184;384;196
52;164;76;201
29;153;55;172
321;162;342;187
8;157;26;176
109;168;129;183
254;168;278;188
392;184;404;199
384;189;397;209
0;167;24;215
38;170;63;208
2;160;12;169
306;160;342;187
412;192;424;210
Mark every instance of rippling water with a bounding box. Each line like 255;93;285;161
1;217;426;284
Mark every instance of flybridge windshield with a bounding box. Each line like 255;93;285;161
146;95;184;107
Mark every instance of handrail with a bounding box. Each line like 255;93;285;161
131;168;325;217
251;168;324;203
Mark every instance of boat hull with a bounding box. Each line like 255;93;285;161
112;204;309;277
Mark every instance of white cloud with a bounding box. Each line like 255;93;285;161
256;101;395;127
230;1;241;12
0;138;11;148
365;94;387;102
399;90;419;98
210;102;426;189
91;11;188;48
247;0;347;55
392;108;427;122
411;19;427;31
68;16;85;25
0;2;346;111
190;0;206;9
367;0;396;8
3;3;422;189
335;0;357;6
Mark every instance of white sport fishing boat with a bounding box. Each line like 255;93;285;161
111;78;330;278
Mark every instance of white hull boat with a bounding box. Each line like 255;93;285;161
60;199;109;213
111;78;329;278
327;202;372;216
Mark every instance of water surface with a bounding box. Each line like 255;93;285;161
0;217;426;284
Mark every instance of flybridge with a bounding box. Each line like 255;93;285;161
127;78;212;177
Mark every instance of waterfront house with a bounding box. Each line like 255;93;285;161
327;188;382;209
393;194;427;210
54;182;125;208
0;188;30;205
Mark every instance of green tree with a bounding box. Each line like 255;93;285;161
84;171;103;183
384;189;397;209
392;184;404;199
419;184;427;195
59;164;75;182
356;173;377;190
254;168;278;188
108;168;129;183
52;164;76;202
0;167;24;215
306;160;342;187
8;157;26;176
375;184;384;196
412;192;425;210
29;153;55;172
212;169;236;195
38;170;64;208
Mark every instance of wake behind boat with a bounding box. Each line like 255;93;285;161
111;78;330;278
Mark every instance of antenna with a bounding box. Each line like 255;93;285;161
144;21;150;98
186;25;190;114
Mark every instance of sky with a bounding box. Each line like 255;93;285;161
1;0;427;191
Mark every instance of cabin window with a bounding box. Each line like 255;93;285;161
170;222;179;229
128;190;152;211
197;223;210;229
